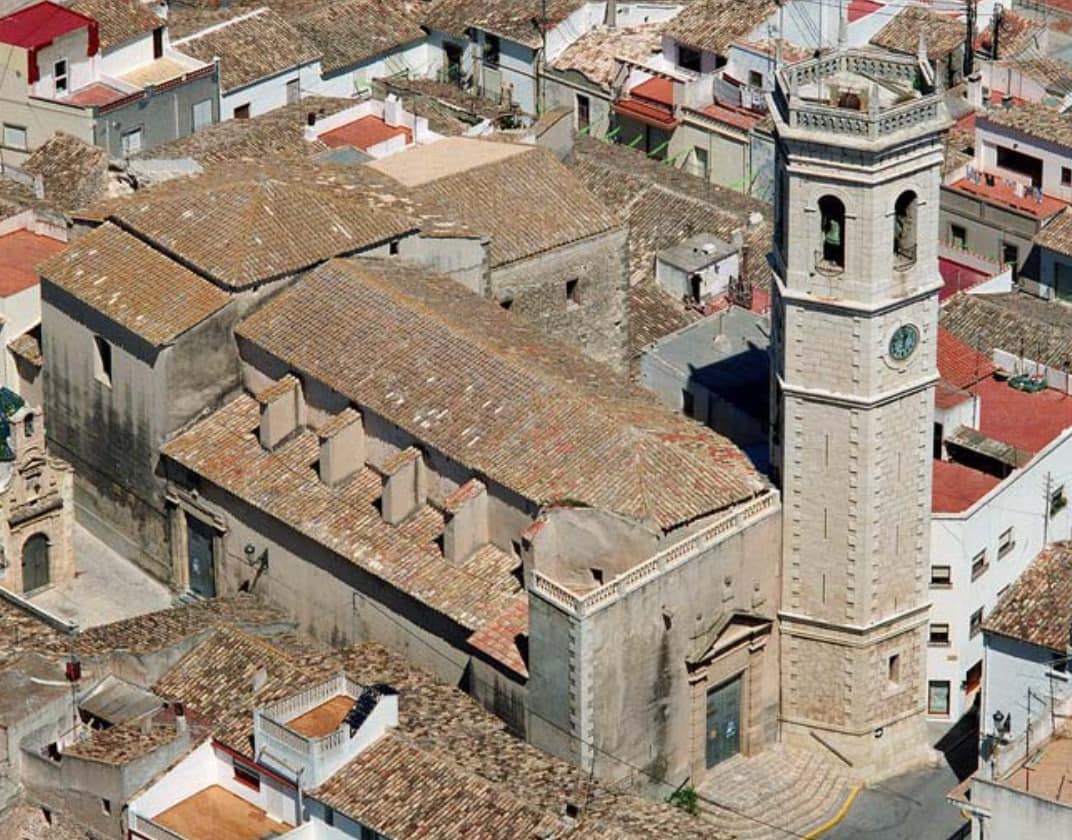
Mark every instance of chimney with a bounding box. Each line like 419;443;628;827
380;447;424;524
607;0;617;28
318;408;365;486
384;94;402;127
967;72;983;109
442;479;489;562
173;702;187;732
257;375;302;451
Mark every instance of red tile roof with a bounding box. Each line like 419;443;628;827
0;1;93;49
632;75;674;105
697;100;762;131
612;98;679;130
973;375;1072;455
939;257;992;300
0;230;64;296
937;327;996;390
60;81;127;107
932;458;1001;513
467;594;529;678
319;115;412;151
848;0;882;21
985;543;1072;650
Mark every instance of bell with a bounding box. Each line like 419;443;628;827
823;218;842;246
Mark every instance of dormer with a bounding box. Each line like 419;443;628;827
253;674;398;787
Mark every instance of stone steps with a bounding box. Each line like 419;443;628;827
696;744;856;839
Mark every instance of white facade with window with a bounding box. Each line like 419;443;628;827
216;61;322;122
928;428;1072;722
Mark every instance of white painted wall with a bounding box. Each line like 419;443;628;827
220;61;321;120
982;632;1072;747
977;122;1072;202
929;428;1072;722
311;40;430;99
32;29;96;99
100;32;155;78
0;285;40;390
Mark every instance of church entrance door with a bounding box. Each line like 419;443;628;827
706;675;741;767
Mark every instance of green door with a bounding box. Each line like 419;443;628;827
706;676;742;768
21;534;49;593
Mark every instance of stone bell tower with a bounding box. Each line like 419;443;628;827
768;51;949;778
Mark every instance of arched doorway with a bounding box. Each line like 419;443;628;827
22;533;49;593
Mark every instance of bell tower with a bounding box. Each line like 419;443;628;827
769;52;949;778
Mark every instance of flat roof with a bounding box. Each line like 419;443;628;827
319;115;411;151
939;256;994;300
0;2;92;49
931;458;1002;514
0;229;64;296
286;694;352;738
154;785;292;840
59;81;127;107
365;136;527;188
972;375;1072;455
1000;729;1072;803
947;175;1067;220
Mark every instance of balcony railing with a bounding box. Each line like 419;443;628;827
130;813;186;840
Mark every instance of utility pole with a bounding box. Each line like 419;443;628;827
964;0;976;78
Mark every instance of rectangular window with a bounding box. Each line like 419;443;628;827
566;278;580;307
677;44;702;72
54;59;68;93
888;653;901;685
929;623;950;646
93;336;112;387
748;70;763;88
234;103;251;120
153;26;164;59
576;93;590;131
1063;166;1072;187
102;799;111;815
484;33;500;66
233;763;261;791
692;146;709;179
998;527;1014;558
2;123;27;150
970;607;983;638
928;680;951;715
996;145;1043;185
950;223;967;249
121;128;143;156
1051;484;1067;517
971;550;987;580
192;99;212;132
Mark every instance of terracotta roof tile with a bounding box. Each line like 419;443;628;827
931;458;1001;514
872;6;963;57
552;24;663;89
39;222;230;346
83;164;418;289
290;0;424;74
1036;207;1072;258
984;542;1072;650
22;131;109;212
467;593;529;677
8;331;42;367
63;717;181;765
664;0;778;56
937;327;996;390
69;0;161;51
425;0;586;49
173;8;320;91
980;101;1072;152
235;258;764;528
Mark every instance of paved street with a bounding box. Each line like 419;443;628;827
30;524;172;627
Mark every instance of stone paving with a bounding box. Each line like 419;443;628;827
29;524;172;628
696;744;856;839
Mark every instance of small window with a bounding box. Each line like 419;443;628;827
965;660;982;694
1063;167;1072;187
888;653;901;685
748;70;763;88
998;527;1014;558
566;278;580;307
233;762;261;791
54;59;68;93
153;26;164;59
389;239;400;256
590;567;604;585
1051;484;1067;517
2;123;27;150
286;77;300;105
677;44;702;72
576;93;590;131
971;550;987;580
928;680;951;715
970;607;983;638
23;413;34;439
1052;654;1068;674
692;146;709;179
500;298;513;311
484;33;500;66
929;623;950;646
121;128;143;156
950;223;967;249
682;390;695;417
234;103;251;120
997;584;1010;602
102;798;111;816
93;336;112;387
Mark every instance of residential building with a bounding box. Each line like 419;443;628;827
0;0;220;162
158;255;783;792
941;101;1071;279
303;95;443;159
170;7;321;121
953;544;1072;839
927;328;1072;724
769;48;948;777
40;167;418;579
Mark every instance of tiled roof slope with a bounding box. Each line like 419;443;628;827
937;327;995;390
984;542;1072;650
22;131;109;212
139;97;354;164
160;393;524;632
552;24;663;88
981;101;1072;151
174;8;320;91
63;716;183;765
1036;207;1072;258
289;0;425;74
83;165;418;289
424;0;586;48
872;6;963;57
68;0;161;51
366;138;620;267
664;0;777;55
39;222;230;346
236;258;765;528
941;291;1072;372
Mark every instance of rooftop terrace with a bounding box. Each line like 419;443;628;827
947;173;1066;220
153;785;292;840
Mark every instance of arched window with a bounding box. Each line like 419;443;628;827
818;195;846;272
894;190;918;267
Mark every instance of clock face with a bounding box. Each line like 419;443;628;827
889;324;919;361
